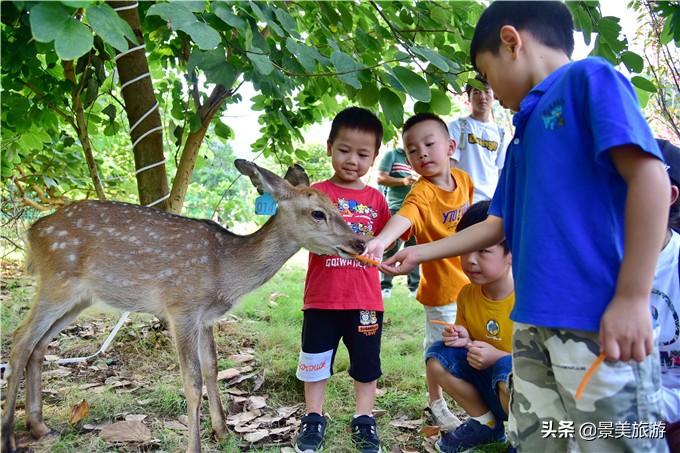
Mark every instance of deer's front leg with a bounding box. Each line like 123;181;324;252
198;324;227;439
172;321;204;453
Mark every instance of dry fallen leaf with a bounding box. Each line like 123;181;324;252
124;414;147;422
68;400;90;425
248;395;267;410
390;418;423;430
243;429;269;443
420;425;440;437
280;448;296;453
372;409;387;418
43;367;71;378
228;353;255;364
277;404;302;418
226;410;261;426
100;421;152;443
163;420;188;431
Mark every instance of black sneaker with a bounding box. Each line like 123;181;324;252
295;412;326;453
351;415;381;453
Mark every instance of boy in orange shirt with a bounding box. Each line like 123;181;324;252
364;113;473;430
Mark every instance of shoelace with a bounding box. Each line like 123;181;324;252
353;423;377;442
302;422;322;434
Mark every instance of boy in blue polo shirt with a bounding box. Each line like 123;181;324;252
380;2;669;451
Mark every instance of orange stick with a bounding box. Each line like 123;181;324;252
353;254;381;267
430;319;454;328
575;353;606;400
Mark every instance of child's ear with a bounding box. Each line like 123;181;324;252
671;185;679;206
326;140;333;156
448;138;456;156
499;25;522;58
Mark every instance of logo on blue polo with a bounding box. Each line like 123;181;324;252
486;319;500;337
541;100;565;130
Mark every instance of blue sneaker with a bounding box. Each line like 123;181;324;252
435;419;505;453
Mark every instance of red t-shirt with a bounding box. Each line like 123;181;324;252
303;180;390;311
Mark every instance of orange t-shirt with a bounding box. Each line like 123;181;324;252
397;169;473;306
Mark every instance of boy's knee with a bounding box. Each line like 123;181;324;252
426;357;446;376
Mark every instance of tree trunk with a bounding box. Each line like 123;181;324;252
166;85;229;214
108;0;169;210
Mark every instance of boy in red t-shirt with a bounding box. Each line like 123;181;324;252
294;107;390;453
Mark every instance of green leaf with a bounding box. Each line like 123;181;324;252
87;4;138;51
54;19;93;60
414;101;431;114
430;89;452;115
631;75;657;93
357;84;380;107
430;5;448;26
633;85;650;108
597;18;621;44
620;51;644;73
147;3;219;49
392;67;431;102
182;22;220;50
189;48;238;88
331;51;362;89
214;121;233;140
214;3;246;30
412;46;449;72
189;112;202;133
247;47;274;75
379;87;404;128
286;38;316;72
29;2;72;43
61;1;91;8
273;7;298;36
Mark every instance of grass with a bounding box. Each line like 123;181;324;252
1;256;509;452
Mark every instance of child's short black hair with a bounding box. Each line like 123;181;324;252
658;139;680;233
456;200;509;253
402;112;449;138
470;1;574;72
328;107;383;154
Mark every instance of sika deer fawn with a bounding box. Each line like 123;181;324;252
1;160;366;453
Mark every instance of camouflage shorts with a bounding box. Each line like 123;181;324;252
509;322;667;452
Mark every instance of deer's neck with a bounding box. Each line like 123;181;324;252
225;215;300;298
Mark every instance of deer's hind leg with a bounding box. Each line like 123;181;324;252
198;324;227;439
1;286;87;452
25;297;91;439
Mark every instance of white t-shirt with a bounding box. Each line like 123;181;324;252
448;116;507;202
652;229;680;421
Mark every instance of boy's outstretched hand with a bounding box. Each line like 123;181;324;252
362;238;385;264
599;295;654;362
381;245;421;275
442;325;469;348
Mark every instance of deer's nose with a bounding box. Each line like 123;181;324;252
353;238;366;254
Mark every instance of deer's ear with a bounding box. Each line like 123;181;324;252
234;159;293;199
284;164;310;187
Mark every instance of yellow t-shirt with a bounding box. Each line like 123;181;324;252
397;168;473;306
455;284;515;353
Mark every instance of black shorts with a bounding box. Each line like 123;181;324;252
297;309;383;383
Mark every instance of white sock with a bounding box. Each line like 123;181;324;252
471;411;496;428
353;414;373;419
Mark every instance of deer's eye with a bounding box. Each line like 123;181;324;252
311;210;326;221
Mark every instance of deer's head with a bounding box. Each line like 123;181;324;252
235;160;365;257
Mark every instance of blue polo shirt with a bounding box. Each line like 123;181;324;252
489;57;663;332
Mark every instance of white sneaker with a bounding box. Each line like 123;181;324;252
429;398;461;431
381;288;392;298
